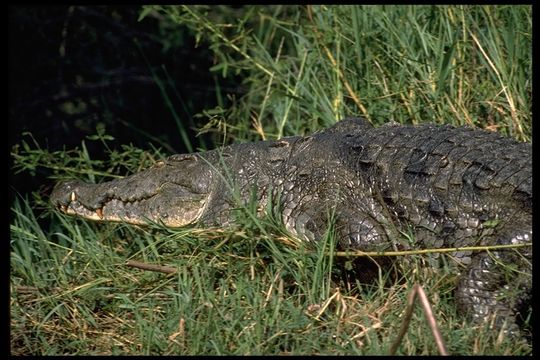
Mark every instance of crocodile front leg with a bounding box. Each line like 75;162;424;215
455;232;532;336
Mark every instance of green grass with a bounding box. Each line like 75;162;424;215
10;195;531;355
10;5;531;355
145;5;531;143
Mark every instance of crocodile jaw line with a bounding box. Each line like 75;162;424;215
60;196;207;227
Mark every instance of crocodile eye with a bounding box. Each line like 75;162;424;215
269;140;290;148
168;154;198;163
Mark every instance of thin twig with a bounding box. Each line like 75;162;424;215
14;285;40;293
389;283;449;355
332;242;531;257
125;260;177;274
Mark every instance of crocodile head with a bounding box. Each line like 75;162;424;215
51;153;217;227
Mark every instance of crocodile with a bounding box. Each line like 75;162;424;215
51;117;532;335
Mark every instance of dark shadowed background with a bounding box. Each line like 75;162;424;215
9;5;243;199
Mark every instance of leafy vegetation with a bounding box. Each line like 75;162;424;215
140;5;531;142
10;5;531;355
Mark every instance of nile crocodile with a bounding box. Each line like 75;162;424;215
51;117;532;335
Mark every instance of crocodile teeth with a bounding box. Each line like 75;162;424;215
70;191;77;202
96;208;104;219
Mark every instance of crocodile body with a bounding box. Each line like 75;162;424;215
51;117;532;334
